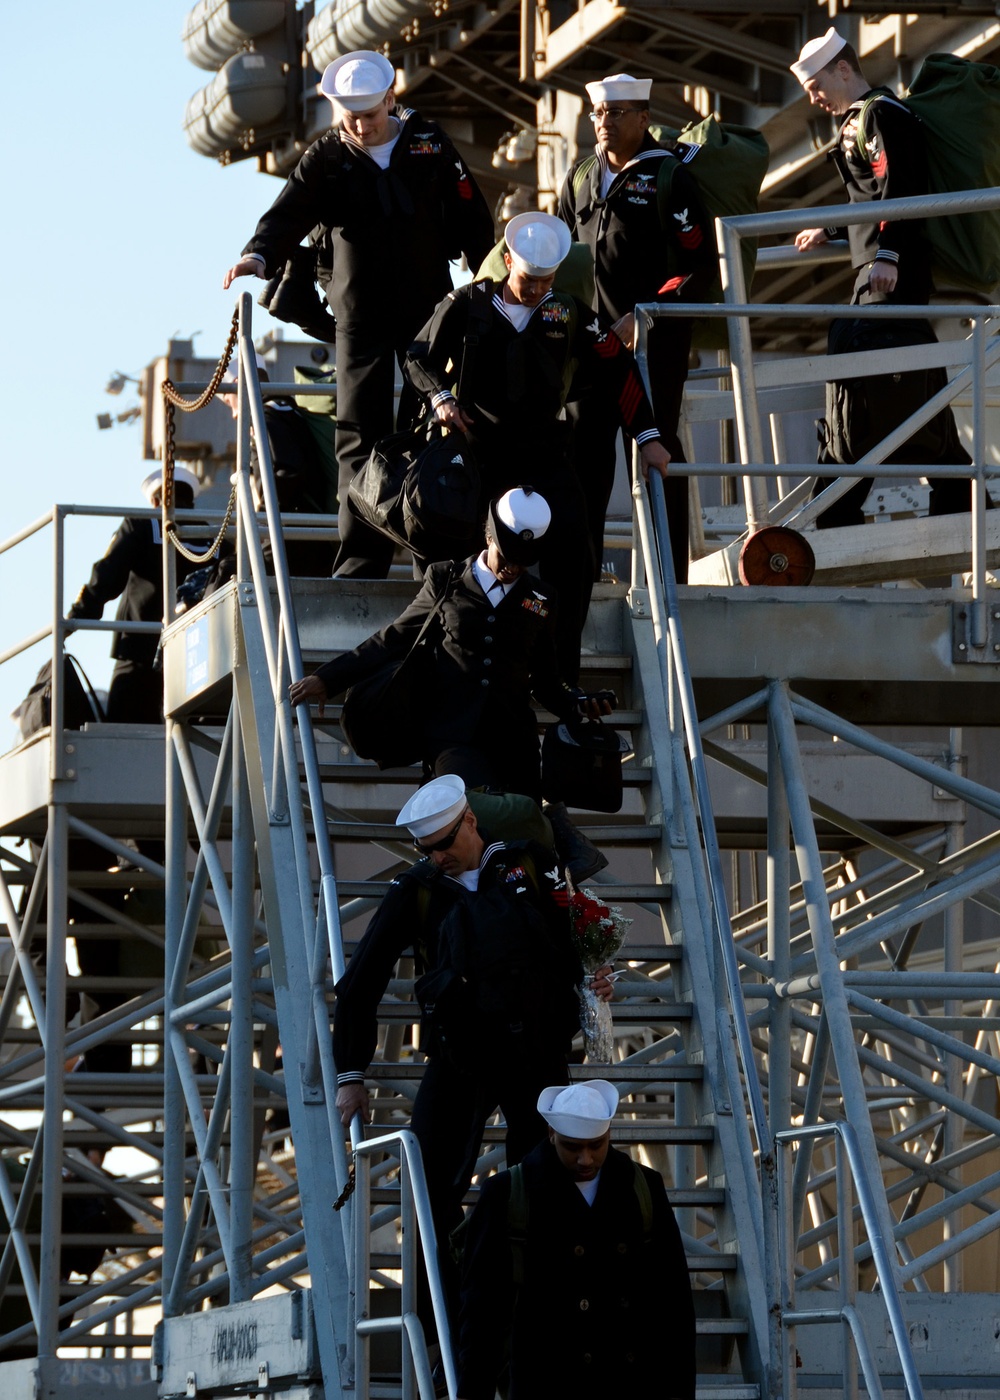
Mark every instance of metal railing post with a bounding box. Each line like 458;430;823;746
971;315;988;649
38;801;68;1357
717;215;770;528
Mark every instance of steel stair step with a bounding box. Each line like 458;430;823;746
370;999;693;1025
338;879;671;900
368;1383;757;1400
695;1386;760;1399
363;1060;702;1082
314;706;646;729
310;819;662;843
312;762;654;787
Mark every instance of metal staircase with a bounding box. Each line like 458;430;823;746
5;279;1000;1400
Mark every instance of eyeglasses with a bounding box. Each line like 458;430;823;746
413;809;468;856
588;107;636;123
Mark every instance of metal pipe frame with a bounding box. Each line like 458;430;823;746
777;1122;923;1400
353;1129;455;1400
634;264;1000;1383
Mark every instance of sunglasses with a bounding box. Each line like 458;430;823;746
413;809;468;855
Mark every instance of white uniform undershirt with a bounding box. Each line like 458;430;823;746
576;1172;601;1205
495;295;535;332
362;129;400;169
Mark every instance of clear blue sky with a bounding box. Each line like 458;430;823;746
0;2;290;735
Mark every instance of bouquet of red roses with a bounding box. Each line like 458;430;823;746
567;888;632;1061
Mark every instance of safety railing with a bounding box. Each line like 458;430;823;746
777;1121;924;1400
159;292;355;1348
627;190;1000;1395
352;1129;454;1400
630;466;778;1382
633;186;1000;609
157;295;459;1397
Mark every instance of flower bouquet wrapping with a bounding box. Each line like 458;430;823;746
568;888;632;1062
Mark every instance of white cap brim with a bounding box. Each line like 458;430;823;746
791;27;847;83
396;774;468;839
504;212;572;277
496;487;551;538
321;51;395;111
585;73;651;104
141;466;200;503
538;1080;619;1137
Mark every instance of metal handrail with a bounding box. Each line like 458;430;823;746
640;473;772;1164
630;466;778;1381
353;1129;455;1400
226;298;354;1225
777;1121;925;1400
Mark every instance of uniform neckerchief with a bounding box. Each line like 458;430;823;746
493;285;553;330
339;112;404;159
593;141;666;198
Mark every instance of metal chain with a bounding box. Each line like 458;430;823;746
332;1164;357;1211
161;308;241;564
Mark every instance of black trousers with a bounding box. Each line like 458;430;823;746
333;331;421;578
411;1045;569;1320
566;316;693;585
107;660;162;725
814;264;972;529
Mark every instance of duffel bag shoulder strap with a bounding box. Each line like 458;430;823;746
455;282;494;408
396;560;457;678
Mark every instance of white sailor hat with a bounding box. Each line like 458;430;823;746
486;486;551;566
538;1081;619;1137
222;352;269;385
141;466;201;503
396;774;468;840
585;72;652;105
320;51;395;111
790;27;848;84
503;212;572;277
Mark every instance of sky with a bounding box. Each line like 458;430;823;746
0;2;292;736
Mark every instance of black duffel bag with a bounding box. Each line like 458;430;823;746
14;654;105;741
348;420;481;564
339;564;455;769
541;719;630;813
340;660;425;769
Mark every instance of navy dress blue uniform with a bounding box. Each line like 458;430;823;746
404;282;661;677
457;1138;697;1399
238;110;494;578
814;89;971;526
67;515;207;723
559;134;717;582
333;839;581;1292
313;556;582;801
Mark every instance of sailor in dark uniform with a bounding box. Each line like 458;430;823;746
558;72;717;583
222;50;494;580
457;1081;696;1399
289;487;613;804
67;466;205;724
791;27;972;526
404;213;669;677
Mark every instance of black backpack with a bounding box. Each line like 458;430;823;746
413;861;579;1062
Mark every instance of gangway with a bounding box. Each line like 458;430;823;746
3;259;1000;1399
